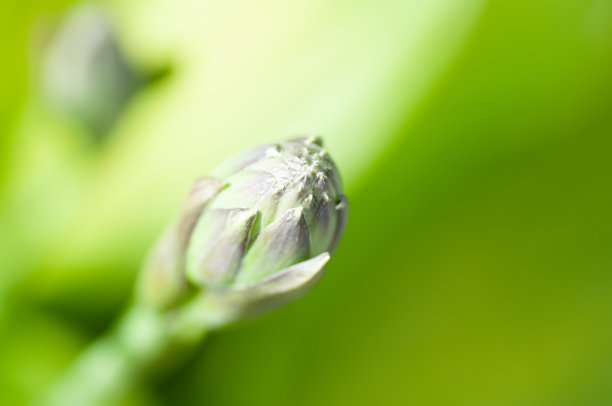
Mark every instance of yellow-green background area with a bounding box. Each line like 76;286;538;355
2;0;612;404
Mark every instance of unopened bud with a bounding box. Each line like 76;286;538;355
139;137;348;325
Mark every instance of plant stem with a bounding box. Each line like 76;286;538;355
33;304;189;406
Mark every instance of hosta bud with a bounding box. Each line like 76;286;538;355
139;137;347;324
39;4;169;139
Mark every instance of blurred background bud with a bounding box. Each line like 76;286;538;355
38;3;167;139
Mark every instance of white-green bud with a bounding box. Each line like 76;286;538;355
139;137;347;324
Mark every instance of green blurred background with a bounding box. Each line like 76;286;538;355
2;0;612;404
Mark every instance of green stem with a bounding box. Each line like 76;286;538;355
33;304;194;406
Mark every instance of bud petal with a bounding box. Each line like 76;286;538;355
186;208;258;287
187;253;330;328
232;252;329;317
210;144;282;179
307;193;336;256
273;181;308;222
210;170;277;214
138;178;226;308
237;207;310;284
329;195;348;253
241;251;329;295
177;178;228;250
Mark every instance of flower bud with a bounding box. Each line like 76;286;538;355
40;4;169;139
139;137;347;324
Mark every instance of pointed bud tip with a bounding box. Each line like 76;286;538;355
303;135;323;147
288;206;304;219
